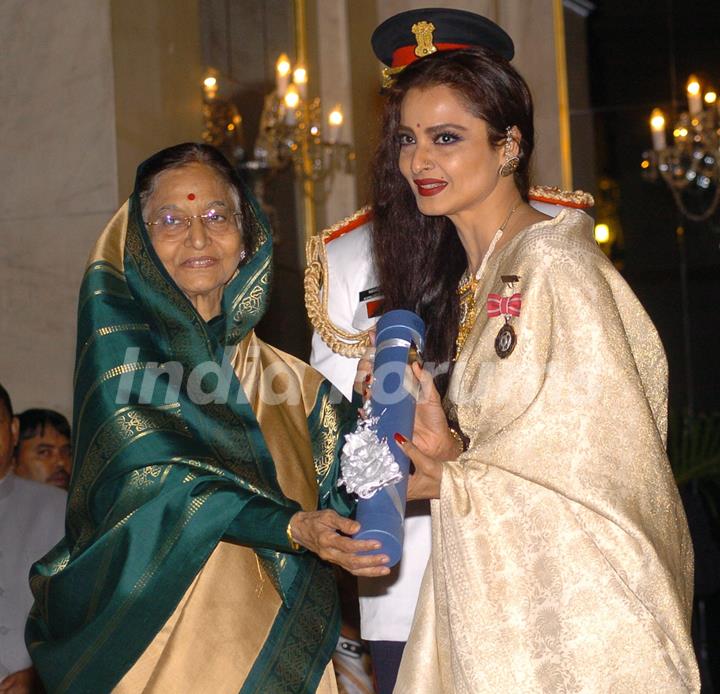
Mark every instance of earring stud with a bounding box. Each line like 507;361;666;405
499;157;519;177
499;126;520;177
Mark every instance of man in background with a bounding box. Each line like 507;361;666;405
0;384;66;693
14;409;71;489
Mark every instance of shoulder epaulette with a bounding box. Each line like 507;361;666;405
528;185;594;209
305;206;374;358
305;187;594;358
320;205;373;245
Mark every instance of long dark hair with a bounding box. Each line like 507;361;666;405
370;48;534;393
135;142;257;254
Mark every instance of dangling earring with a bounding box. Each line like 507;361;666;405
499;127;520;177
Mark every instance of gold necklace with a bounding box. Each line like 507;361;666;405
455;200;522;359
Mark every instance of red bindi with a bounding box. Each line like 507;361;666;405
187;193;196;200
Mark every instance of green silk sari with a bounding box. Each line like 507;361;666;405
26;159;354;693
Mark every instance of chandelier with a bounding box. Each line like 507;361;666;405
200;72;247;166
200;57;354;206
252;53;355;201
641;74;720;222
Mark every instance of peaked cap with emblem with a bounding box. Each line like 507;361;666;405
372;7;514;85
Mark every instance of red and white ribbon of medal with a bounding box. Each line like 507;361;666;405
486;292;522;318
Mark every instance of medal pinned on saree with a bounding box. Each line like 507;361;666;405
338;309;426;567
488;275;522;359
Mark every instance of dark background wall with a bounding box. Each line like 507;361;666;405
588;7;720;683
587;0;720;417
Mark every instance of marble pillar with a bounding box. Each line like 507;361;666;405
498;0;568;188
111;0;204;200
376;0;496;22
314;0;358;228
0;1;118;417
0;0;202;416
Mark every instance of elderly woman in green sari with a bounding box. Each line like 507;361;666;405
26;143;389;694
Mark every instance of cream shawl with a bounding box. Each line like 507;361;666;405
395;209;699;693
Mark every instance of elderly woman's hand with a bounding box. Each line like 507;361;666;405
353;330;376;398
289;510;391;577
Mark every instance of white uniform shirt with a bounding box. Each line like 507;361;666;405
310;221;431;642
310;202;568;641
0;473;66;677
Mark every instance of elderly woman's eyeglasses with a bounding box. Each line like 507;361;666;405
145;210;241;237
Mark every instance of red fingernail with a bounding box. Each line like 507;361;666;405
364;373;371;383
394;432;407;445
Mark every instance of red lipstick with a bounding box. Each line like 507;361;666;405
413;178;448;197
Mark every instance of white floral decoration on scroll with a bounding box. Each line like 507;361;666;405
338;403;401;499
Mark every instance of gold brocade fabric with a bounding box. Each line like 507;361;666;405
395;209;699;693
114;334;337;694
455;272;479;358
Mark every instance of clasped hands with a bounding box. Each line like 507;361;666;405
355;349;462;502
288;509;390;577
287;350;462;578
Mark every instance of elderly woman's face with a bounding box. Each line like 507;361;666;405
144;163;244;321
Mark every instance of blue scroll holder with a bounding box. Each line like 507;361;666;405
354;309;425;567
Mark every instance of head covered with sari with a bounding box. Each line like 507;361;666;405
26;143;352;693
